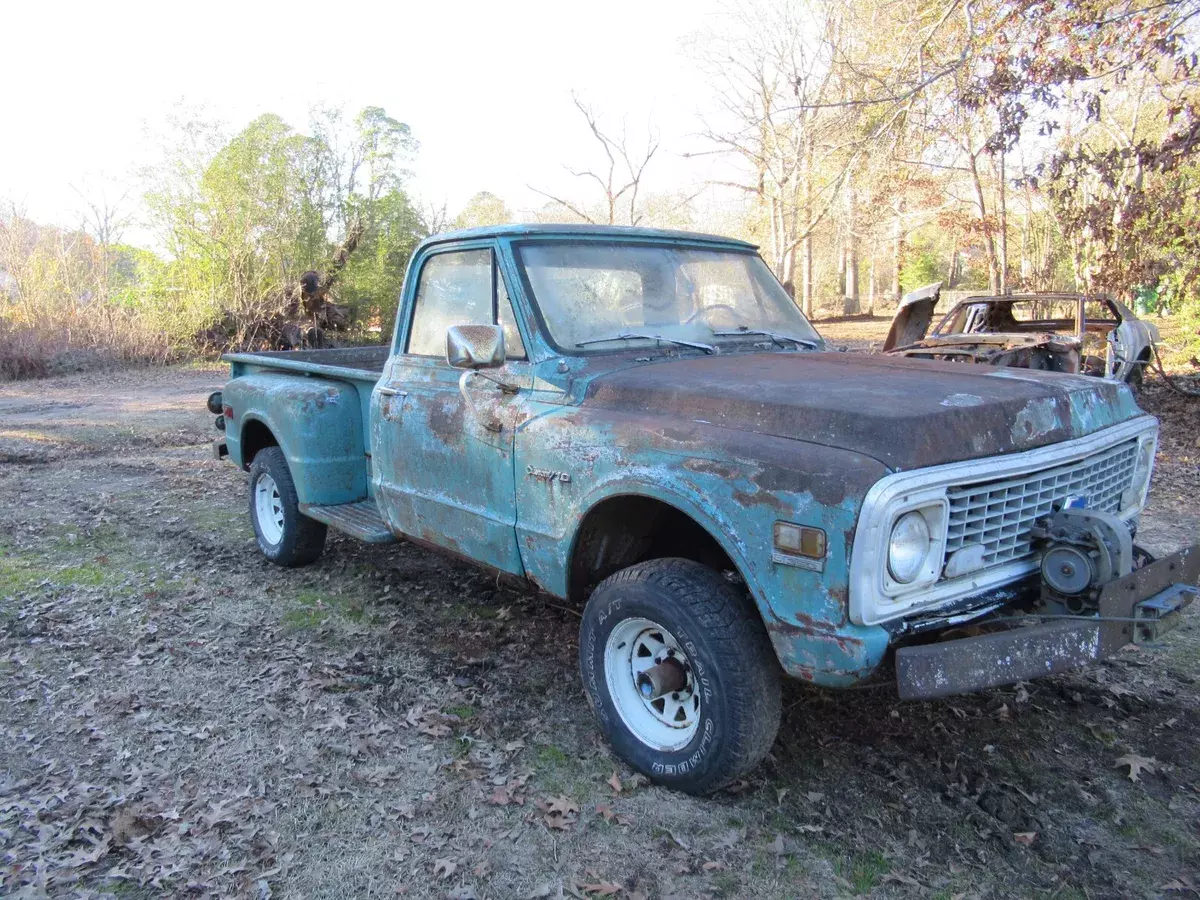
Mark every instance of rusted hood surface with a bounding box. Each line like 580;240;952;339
584;352;1143;471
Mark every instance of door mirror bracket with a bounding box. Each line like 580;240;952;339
447;325;519;429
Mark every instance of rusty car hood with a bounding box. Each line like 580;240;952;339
582;351;1143;471
882;282;942;351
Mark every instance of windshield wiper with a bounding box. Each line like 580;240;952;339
712;327;821;350
575;332;716;354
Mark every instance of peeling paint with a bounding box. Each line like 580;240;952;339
219;230;1155;692
942;393;983;407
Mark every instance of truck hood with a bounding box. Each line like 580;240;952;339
882;281;942;351
583;351;1143;471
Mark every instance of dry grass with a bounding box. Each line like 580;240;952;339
0;307;178;380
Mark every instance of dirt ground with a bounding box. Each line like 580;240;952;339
2;342;1200;900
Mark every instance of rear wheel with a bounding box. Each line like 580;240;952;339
248;447;326;567
579;558;781;795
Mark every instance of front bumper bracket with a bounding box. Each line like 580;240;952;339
896;546;1200;700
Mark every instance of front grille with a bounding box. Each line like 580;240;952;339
943;439;1139;570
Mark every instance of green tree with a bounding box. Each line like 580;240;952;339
453;191;511;230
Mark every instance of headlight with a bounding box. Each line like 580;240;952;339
887;511;931;584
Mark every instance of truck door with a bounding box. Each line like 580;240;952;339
370;244;530;574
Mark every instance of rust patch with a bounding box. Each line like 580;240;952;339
682;458;738;479
767;611;865;657
428;399;465;446
731;488;789;514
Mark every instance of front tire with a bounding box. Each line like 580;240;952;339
248;447;327;567
579;558;781;795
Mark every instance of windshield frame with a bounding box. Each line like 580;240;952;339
510;238;822;356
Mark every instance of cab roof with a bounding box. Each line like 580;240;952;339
417;223;759;252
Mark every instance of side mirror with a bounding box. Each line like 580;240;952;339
446;324;506;370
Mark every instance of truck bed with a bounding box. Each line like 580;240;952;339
222;345;389;384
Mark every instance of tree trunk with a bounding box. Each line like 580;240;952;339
801;148;815;318
842;174;859;315
968;151;999;292
891;210;904;302
867;250;876;316
998;150;1008;294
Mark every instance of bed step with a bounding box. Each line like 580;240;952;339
300;500;397;544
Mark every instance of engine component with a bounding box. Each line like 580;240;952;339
1032;507;1134;607
1041;544;1094;595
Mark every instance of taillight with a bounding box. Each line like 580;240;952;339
223;404;234;420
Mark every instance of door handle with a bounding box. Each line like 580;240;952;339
378;387;407;397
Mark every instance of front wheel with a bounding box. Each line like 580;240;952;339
579;558;781;795
248;447;327;567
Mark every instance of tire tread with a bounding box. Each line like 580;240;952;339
585;558;781;793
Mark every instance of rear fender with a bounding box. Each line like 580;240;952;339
223;374;367;506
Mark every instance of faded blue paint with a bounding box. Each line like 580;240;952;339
217;224;1156;689
511;393;896;683
222;371;369;506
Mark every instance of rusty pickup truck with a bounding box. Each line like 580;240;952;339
210;224;1198;794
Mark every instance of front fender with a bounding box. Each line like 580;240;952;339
514;406;893;685
223;373;367;506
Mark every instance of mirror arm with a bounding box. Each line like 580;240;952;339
474;371;521;394
458;370;518;433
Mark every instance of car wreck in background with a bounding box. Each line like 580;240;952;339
883;285;1159;386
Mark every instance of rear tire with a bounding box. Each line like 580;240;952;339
248;447;327;567
579;558;781;795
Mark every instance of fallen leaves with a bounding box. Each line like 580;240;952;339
595;803;632;826
487;773;531;807
607;770;623;794
535;795;580;830
1114;753;1158;782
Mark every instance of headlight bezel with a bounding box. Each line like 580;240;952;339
1120;431;1157;514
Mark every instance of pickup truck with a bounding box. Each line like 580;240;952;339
210;224;1199;794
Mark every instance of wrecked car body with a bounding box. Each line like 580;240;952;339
210;225;1196;794
884;285;1159;385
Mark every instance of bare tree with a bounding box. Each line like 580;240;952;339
530;94;660;226
690;0;919;316
73;183;133;301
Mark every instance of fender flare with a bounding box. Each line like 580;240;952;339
565;476;771;618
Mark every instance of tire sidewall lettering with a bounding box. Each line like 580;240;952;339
583;587;723;784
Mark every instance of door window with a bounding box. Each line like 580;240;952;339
406;248;526;359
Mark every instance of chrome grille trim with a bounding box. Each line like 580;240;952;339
943;439;1139;569
848;416;1158;627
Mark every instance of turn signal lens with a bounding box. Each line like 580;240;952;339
774;522;826;559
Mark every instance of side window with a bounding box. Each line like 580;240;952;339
406;248;527;360
407;249;492;356
497;260;526;359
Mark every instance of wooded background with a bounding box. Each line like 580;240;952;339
2;0;1198;377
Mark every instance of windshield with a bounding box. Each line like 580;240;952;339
514;241;821;351
935;299;1084;337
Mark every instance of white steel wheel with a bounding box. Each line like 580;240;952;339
605;617;701;751
254;472;286;546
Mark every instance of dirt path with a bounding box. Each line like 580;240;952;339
2;364;1199;900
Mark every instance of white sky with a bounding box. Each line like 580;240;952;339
1;0;739;244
